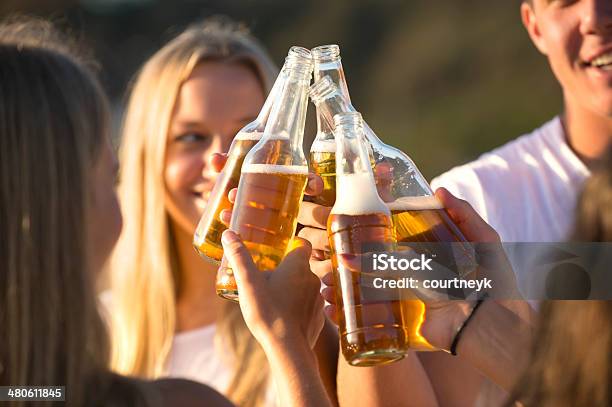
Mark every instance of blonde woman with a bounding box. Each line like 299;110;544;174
108;17;337;406
0;18;331;407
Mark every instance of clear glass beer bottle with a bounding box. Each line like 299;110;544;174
310;62;476;350
309;45;352;206
216;49;313;301
328;111;409;366
193;46;311;264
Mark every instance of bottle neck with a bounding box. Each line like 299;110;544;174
335;122;373;177
314;59;352;139
262;67;311;158
333;119;389;216
253;67;286;128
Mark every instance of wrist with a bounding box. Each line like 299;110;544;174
446;301;473;349
261;331;315;361
449;296;488;356
422;301;473;351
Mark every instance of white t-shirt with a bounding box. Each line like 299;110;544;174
431;116;590;295
165;324;233;394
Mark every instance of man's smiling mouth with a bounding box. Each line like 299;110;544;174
584;50;612;70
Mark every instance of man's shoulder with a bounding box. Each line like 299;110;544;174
431;117;561;194
430;117;564;239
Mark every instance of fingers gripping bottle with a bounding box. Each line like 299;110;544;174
328;112;410;366
193;46;312;264
311;63;476;351
216;49;313;301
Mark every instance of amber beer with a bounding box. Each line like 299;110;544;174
328;173;411;366
309;142;377;207
194;132;262;263
309;140;336;206
386;195;475;349
388;196;467;243
216;163;308;299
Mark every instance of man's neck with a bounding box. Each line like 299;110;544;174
562;96;612;169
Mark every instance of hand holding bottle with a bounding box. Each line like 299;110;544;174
210;151;325;227
221;230;325;348
318;187;523;350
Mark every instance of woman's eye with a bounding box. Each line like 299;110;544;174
176;132;208;143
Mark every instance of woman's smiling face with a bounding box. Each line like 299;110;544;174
164;61;265;236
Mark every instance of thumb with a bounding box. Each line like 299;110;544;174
279;237;312;269
221;230;259;295
434;187;500;242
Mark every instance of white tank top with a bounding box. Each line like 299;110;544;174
100;292;278;405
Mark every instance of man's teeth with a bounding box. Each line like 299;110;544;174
591;51;612;67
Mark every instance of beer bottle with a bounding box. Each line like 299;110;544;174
309;45;352;206
193;47;311;264
311;76;476;350
216;48;313;301
328;111;410;366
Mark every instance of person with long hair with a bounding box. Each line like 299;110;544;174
106;17;337;406
505;155;612;407
0;18;332;407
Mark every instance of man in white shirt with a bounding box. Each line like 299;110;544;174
324;1;612;407
433;0;611;241
419;1;612;406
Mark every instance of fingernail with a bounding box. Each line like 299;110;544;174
221;230;238;244
220;210;231;224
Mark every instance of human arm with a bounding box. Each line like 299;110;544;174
212;152;339;404
298;184;438;407
221;230;333;407
311;187;535;404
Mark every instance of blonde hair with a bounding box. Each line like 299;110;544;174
0;24;111;406
110;17;276;406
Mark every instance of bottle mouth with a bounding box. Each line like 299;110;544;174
288;46;312;59
284;48;314;78
333;111;363;129
309;76;336;104
312;44;341;62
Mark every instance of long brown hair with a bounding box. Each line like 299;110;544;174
506;301;612;407
572;152;612;242
0;22;111;406
506;156;612;407
109;17;276;406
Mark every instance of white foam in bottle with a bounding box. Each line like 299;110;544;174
242;163;309;175
386;195;443;211
310;139;336;153
332;172;389;216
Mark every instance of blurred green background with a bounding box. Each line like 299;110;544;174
1;0;562;180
